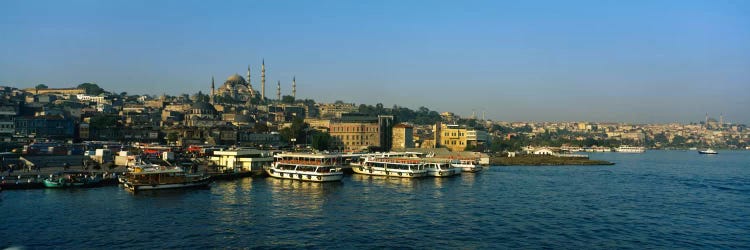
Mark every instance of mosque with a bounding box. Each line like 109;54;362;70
210;61;297;104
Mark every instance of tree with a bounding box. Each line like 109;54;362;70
35;84;49;90
279;118;308;145
78;83;106;95
282;95;295;104
254;123;270;133
310;131;331;151
166;132;179;144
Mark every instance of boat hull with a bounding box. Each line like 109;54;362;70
426;168;462;177
265;168;343;182
452;164;483;173
352;166;427;178
698;151;718;154
124;177;211;192
43;178;101;188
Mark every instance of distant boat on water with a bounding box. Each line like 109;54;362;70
615;145;645;153
698;149;718;154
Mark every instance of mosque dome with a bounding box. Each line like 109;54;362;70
225;74;247;86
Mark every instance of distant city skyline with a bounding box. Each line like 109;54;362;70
1;1;749;124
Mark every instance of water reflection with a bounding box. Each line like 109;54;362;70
349;174;424;191
265;177;343;214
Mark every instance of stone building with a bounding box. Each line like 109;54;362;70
392;123;414;150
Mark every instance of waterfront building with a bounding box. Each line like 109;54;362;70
433;123;488;152
329;114;393;151
392;123;415;150
209;149;274;173
14;114;75;140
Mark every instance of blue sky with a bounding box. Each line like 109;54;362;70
2;0;749;123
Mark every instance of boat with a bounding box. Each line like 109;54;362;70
614;145;645;153
43;171;102;188
450;158;484;173
698;148;718;154
121;165;211;192
424;160;461;177
266;153;345;182
353;157;427;178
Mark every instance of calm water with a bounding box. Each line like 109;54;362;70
2;151;749;249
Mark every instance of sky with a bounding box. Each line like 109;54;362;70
1;0;749;124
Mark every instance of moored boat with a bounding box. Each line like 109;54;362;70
424;160;461;177
353;157;427;178
615;145;645;153
121;165;211;192
266;153;345;182
43;171;102;188
450;158;483;173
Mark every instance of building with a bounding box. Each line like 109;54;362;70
433;123;489;152
328;114;394;151
14;114;76;140
318;102;358;118
392;123;414;150
23;88;86;95
210;149;274;173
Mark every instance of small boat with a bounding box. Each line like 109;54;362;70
121;165;211;192
698;149;718;154
450;159;484;173
353;157;427;178
267;153;345;182
43;171;102;188
424;160;461;177
615;145;645;153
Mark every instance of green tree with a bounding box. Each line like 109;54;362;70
78;83;106;95
166;132;179;144
310;131;331;151
282;95;295;104
279;118;308;145
35;84;49;89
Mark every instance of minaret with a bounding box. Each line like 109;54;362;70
210;76;215;104
720;113;724;127
292;76;296;99
277;80;281;100
261;59;266;101
705;113;709;129
246;65;254;92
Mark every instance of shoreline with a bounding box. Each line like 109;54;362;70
490;155;615;166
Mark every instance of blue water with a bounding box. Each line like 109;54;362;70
2;151;749;249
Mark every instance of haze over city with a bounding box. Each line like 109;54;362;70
1;0;749;123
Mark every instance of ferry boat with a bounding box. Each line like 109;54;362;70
353;157;427;178
121;165;211;192
43;171;102;188
614;145;645;153
424;160;462;177
450;158;484;173
266;153;345;182
698;148;718;154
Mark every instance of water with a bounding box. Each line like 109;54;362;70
2;151;749;249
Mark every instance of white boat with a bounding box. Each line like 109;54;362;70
450;159;484;173
615;145;645;153
353;157;427;178
121;165;211;192
266;153;344;182
698;148;718;154
424;160;461;177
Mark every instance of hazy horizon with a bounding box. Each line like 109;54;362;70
2;1;749;124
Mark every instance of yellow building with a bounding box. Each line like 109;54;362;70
23;88;86;95
392;123;414;149
329;121;380;151
432;123;490;152
435;123;468;152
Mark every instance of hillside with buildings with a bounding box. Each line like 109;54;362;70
1;74;748;154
